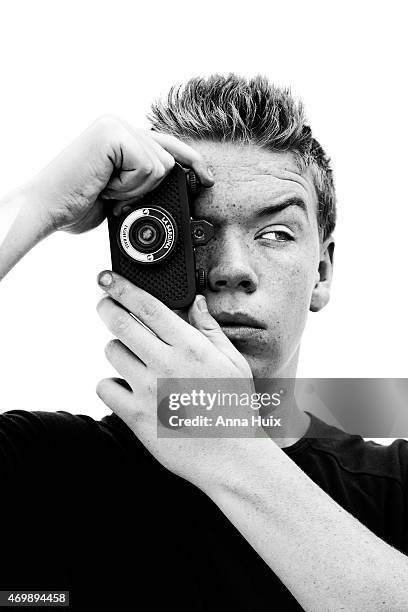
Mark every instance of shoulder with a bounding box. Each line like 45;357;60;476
0;408;132;438
290;414;408;549
296;413;408;528
0;408;113;446
304;413;408;487
0;409;146;474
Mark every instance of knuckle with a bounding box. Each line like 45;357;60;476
111;313;130;334
139;299;160;320
202;323;222;335
184;344;203;362
111;280;128;301
96;114;122;129
163;153;175;171
138;162;154;178
154;163;166;180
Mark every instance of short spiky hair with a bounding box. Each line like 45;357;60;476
148;74;336;240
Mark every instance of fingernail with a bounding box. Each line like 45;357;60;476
98;271;113;287
196;295;207;312
207;167;214;180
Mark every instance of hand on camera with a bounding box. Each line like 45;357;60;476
25;116;214;235
96;271;255;491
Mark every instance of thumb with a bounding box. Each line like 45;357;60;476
188;295;246;370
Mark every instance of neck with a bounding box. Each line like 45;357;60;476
252;348;310;448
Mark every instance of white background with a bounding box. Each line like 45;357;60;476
0;0;406;427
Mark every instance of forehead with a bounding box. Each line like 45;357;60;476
190;140;318;221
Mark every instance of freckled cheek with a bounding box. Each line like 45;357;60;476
258;257;316;327
258;266;312;365
283;266;314;304
258;245;315;290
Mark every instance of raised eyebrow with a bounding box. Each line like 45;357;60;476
254;197;309;221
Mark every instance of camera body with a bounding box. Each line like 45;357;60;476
107;163;214;309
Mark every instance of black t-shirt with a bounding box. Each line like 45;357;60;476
0;409;407;611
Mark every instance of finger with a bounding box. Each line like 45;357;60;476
96;377;136;423
105;133;176;199
97;270;187;345
114;122;177;176
107;148;165;195
104;136;178;213
97;295;171;367
149;132;215;187
188;295;251;373
104;338;146;387
135;131;176;173
102;123;175;199
110;197;144;217
102;136;167;201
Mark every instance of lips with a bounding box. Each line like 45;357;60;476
212;312;266;343
210;312;267;347
212;312;265;329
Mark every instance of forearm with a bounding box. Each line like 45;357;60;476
206;439;408;611
0;189;54;281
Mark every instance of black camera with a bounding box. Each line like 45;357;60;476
106;163;214;309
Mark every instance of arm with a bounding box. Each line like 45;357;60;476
0;116;214;282
206;440;408;612
0;189;54;281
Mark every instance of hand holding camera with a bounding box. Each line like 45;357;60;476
24;115;214;236
0;115;215;291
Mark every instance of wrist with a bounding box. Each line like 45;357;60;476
20;181;57;238
0;185;55;281
201;437;283;501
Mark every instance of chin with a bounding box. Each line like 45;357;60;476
239;353;279;379
238;345;297;380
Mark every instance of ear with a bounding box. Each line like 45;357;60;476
310;235;335;312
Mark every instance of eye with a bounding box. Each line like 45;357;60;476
256;228;294;242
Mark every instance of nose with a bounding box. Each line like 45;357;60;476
204;230;258;294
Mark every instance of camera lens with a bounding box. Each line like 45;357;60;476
137;224;157;245
130;218;164;252
119;206;178;264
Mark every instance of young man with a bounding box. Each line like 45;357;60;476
0;75;407;611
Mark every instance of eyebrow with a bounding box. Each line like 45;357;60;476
253;197;309;221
